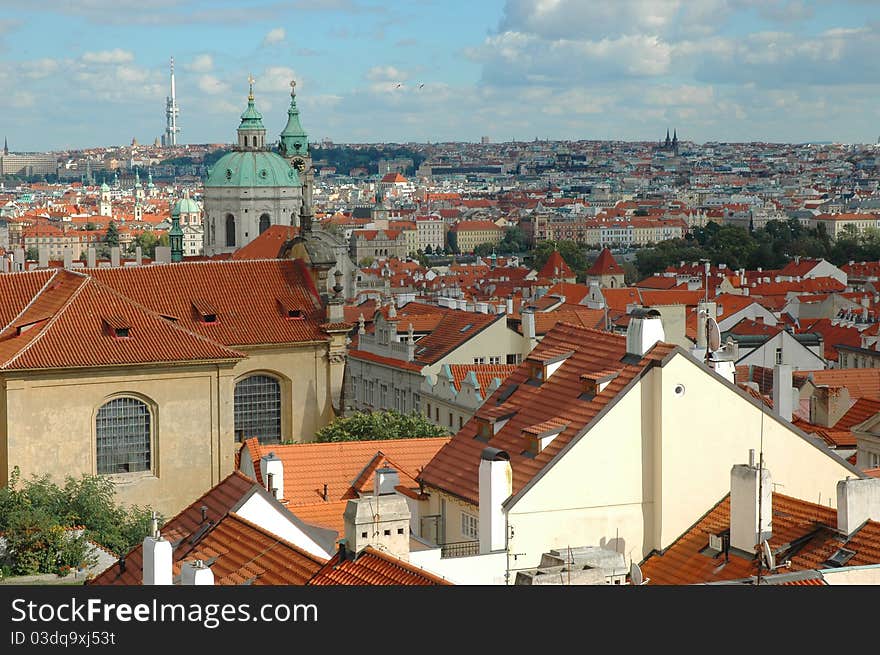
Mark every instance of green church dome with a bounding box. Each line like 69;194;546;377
205;150;301;188
174;195;200;214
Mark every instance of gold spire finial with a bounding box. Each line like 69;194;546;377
248;73;255;100
290;78;296;96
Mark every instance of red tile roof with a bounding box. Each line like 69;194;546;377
641;492;880;585
396;303;502;365
239;436;451;507
798;319;861;362
308;546;451;585
543;282;592;304
89;259;327;347
0;270;245;370
586;248;623;275
538;251;574;279
797;368;880;400
419;322;677;504
230;225;299;260
446;364;518;391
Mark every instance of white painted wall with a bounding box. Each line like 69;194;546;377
408;548;507;585
237;492;333;559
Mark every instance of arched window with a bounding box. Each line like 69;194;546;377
259;213;270;234
225;214;236;247
234;374;281;444
96;397;152;474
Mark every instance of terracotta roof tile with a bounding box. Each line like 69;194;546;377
308;546;451;585
89;259;327;347
446;364;518;392
419;322;676;504
538;251;574;279
586;248;623;275
239;437;451;506
230;225;299;260
641;492;880;585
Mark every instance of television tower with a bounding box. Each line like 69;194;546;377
163;57;180;147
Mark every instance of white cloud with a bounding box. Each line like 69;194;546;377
198;74;229;95
259;66;298;93
9;91;36;108
366;65;408;82
185;54;213;73
81;49;134;65
22;59;60;79
263;27;286;45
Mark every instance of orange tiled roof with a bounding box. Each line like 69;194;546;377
641;492;880;585
396;303;502;365
538;251;574;279
308;546;451;585
89;259;326;347
798;368;880;400
239;436;451;506
0;269;245;370
419;322;677;504
446;364;518;391
89;471;264;585
586;248;623;275
231;225;299;260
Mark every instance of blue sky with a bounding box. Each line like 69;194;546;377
3;0;880;150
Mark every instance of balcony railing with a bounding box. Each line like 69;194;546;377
440;540;480;559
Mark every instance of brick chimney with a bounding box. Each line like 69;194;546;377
809;385;850;428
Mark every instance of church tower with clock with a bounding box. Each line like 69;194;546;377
202;76;303;256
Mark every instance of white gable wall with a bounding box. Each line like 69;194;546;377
236;492;334;559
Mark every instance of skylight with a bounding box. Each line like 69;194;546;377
459;323;473;332
824;547;856;568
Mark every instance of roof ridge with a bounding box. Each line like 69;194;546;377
0;268;65;335
0;270;90;369
358;545;451;584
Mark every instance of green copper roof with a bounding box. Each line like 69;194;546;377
238;90;265;132
279;85;308;157
205;150;301;188
173;196;200;214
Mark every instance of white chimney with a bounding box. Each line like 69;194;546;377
63;247;73;270
522;308;536;349
260;452;284;500
136;246;143;266
181;560;215;586
506;298;514;314
625;308;665;357
374;465;400;496
87;247;96;268
110;246;120;267
729;451;772;553
479;447;512;554
343;493;411;560
142;515;172;585
772;364;793;422
837;477;880;536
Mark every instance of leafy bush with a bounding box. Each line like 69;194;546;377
315;410;449;443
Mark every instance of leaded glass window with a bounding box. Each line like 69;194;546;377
234;374;281;444
96;397;152;474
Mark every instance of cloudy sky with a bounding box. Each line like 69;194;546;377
3;0;880;150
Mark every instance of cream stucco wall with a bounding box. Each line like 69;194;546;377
232;342;335;443
2;363;236;519
427;350;858;574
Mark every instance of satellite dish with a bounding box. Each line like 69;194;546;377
630;562;643;585
707;317;721;352
762;541;775;570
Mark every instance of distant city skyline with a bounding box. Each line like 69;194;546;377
3;1;880;151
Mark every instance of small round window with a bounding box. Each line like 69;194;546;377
259;169;268;179
673;384;686;397
225;168;233;180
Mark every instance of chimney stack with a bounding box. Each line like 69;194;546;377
837;477;880;536
522;308;537;355
260;452;284;501
136;246;143;266
63;247;73;270
479;447;512;554
180;560;215;586
729;451;772;554
38;246;49;269
343;491;411;560
772;364;793;422
809;385;850;428
110;246;120;267
142;513;172;585
87;247;96;268
625;308;665;358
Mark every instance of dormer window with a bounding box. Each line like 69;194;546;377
192;298;218;324
525;348;573;385
579;370;619;401
103;315;131;339
522;420;568;457
473;409;516;442
276;295;304;320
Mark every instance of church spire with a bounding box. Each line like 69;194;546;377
3;137;7;156
279;78;309;159
169;202;184;263
237;74;266;151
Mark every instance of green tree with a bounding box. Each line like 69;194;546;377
314;410;449;443
532;240;589;280
0;467;156;576
129;231;162;258
84;222;96;231
25;247;39;261
104;221;119;248
473;242;496;257
498;226;529;254
358;256;374;267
